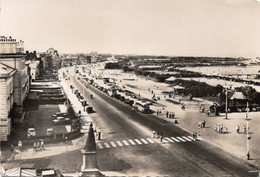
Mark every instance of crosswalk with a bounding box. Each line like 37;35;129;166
96;136;198;150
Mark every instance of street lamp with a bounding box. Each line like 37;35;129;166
246;102;251;160
225;89;229;119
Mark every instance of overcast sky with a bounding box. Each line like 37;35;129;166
0;0;260;57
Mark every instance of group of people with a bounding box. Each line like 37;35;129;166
10;140;23;153
214;124;228;134
33;139;45;151
198;120;206;128
236;125;249;134
151;131;164;143
166;111;175;119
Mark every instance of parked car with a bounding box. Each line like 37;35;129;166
52;117;71;125
52;112;68;118
86;106;94;113
46;128;54;136
27;128;36;138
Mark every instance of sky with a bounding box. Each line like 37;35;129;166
0;0;260;57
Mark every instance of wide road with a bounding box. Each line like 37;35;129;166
68;69;258;176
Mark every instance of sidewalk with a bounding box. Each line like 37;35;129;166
3;71;92;161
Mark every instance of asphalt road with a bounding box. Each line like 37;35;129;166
68;71;259;176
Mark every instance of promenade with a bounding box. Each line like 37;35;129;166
2;67;260;172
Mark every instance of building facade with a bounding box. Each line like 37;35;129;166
0;36;29;125
0;63;16;141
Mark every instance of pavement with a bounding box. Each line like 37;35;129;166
2;66;260;173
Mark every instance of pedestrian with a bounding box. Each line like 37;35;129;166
152;131;156;138
236;125;240;133
243;126;247;134
37;141;40;151
33;142;37;151
11;144;14;153
203;120;206;128
40;140;45;150
157;132;160;139
166;111;169;118
160;132;163;144
18;140;22;151
214;124;217;131
193;132;197;140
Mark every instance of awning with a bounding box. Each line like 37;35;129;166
4;168;36;176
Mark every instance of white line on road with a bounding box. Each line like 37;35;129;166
116;141;123;147
188;136;196;141
110;142;117;147
170;137;180;142
134;139;142;145
128;139;136;145
176;137;186;142
122;140;130;146
182;136;192;142
97;143;104;149
104;143;110;148
164;137;174;143
140;138;149;144
146;138;155;144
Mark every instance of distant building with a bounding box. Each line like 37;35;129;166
0;63;16;141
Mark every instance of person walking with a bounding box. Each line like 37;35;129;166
37;141;40;151
236;125;240;133
33;142;37;151
160;132;163;144
166;111;169;118
11;144;14;153
40;140;45;150
18;140;22;151
243;125;247;134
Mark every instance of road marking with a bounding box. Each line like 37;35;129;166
170;137;180;142
182;136;192;142
188;136;196;141
140;138;149;144
146;138;155;144
134;139;142;145
128;139;136;145
164;137;174;143
104;143;110;148
110;141;117;147
97;143;104;149
176;137;186;142
122;140;130;146
116;141;123;147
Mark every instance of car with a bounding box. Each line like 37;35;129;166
27;128;36;138
52;117;71;125
86;106;94;113
52;112;68;118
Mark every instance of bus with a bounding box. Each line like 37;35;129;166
134;100;150;113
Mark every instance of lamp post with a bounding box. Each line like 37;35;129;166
246;102;250;160
225;89;229;119
65;137;68;152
